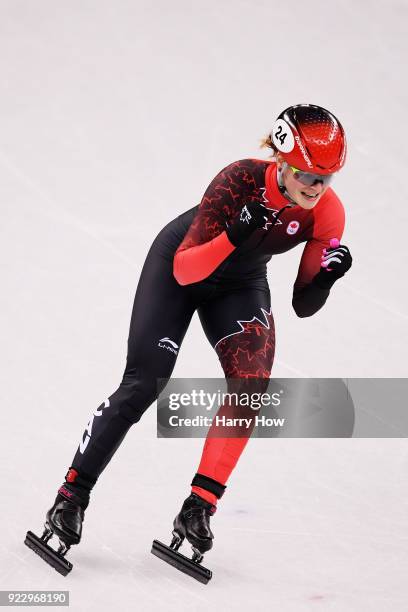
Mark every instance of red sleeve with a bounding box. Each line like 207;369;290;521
174;232;235;286
294;189;345;291
173;162;252;285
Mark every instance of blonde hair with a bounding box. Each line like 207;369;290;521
260;134;278;159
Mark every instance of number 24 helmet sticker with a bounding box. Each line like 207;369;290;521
271;104;347;175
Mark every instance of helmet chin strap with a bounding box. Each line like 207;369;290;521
277;163;298;206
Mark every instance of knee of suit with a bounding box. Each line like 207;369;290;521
226;376;270;397
115;376;159;424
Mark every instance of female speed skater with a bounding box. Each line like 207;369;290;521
25;104;352;579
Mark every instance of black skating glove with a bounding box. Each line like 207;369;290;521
313;243;353;290
225;201;268;247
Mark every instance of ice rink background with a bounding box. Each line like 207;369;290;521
0;1;407;610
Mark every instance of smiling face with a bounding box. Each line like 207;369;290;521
276;155;330;210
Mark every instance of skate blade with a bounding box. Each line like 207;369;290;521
24;531;73;576
151;539;212;584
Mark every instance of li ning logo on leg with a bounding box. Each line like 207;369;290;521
158;337;179;355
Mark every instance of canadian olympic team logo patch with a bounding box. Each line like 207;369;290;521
286;220;300;235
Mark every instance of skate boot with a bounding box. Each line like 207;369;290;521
25;469;91;576
46;484;88;544
172;493;215;557
151;493;217;584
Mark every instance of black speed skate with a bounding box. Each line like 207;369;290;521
151;493;216;584
25;484;89;576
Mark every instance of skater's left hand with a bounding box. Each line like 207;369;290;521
313;238;352;290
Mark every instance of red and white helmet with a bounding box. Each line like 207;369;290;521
271;104;347;175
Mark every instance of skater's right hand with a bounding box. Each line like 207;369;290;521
225;201;268;247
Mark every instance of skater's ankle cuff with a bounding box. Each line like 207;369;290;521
65;467;96;491
191;486;218;507
191;473;226;499
58;484;90;509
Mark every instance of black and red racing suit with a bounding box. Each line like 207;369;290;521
67;159;345;505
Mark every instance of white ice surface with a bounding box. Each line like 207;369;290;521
0;1;407;610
